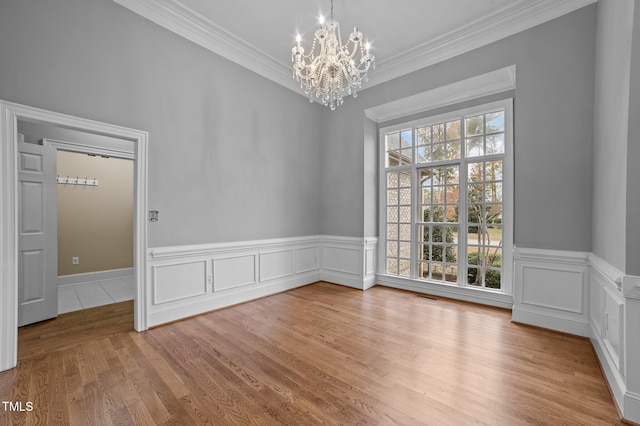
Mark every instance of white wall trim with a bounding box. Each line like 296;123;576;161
376;273;514;309
0;100;148;372
146;235;378;327
149;235;321;260
512;247;590;336
58;267;134;287
320;235;377;290
365;66;516;123
42;137;134;160
112;0;593;98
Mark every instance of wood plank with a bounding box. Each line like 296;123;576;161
0;282;625;425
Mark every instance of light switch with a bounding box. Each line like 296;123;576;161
149;210;159;222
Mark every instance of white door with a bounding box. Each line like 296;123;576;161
18;141;58;326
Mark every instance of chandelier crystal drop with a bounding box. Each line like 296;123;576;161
292;0;375;110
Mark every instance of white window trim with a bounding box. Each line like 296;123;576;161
377;99;514;296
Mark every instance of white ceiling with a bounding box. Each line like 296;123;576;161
113;0;595;96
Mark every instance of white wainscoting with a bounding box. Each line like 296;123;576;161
512;247;590;336
589;254;640;424
146;235;377;327
320;236;377;290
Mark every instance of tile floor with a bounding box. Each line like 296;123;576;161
58;276;135;314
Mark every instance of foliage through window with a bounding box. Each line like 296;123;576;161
382;101;511;291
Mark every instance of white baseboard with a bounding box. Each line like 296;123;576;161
58;267;134;287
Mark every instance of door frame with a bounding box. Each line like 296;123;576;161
0;100;149;371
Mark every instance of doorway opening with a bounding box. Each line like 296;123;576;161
0;100;148;372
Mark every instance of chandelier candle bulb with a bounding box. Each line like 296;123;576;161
291;0;375;110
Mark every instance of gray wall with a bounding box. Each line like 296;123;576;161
1;0;602;255
321;5;596;253
592;0;634;273
0;0;323;248
627;2;640;276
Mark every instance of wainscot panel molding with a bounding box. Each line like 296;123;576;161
589;253;640;424
146;235;377;326
320;236;378;290
58;267;134;287
512;247;590;336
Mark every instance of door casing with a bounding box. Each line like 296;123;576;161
0;100;149;371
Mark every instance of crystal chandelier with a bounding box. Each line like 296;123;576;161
292;0;375;110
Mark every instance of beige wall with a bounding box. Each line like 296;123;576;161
57;151;133;276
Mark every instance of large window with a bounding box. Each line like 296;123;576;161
380;100;512;292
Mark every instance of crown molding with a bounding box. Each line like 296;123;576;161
112;0;595;97
368;0;597;88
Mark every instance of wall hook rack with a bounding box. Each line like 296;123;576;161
56;175;99;186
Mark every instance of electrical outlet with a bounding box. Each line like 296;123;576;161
72;257;79;265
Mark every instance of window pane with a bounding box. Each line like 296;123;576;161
486;111;505;133
432;206;445;222
387;132;400;150
485;183;502;203
465;115;484;136
399;206;411;223
387;258;398;274
417;126;431;145
486;134;505;154
466;137;484;157
387;189;398;205
419;262;429;278
399;224;411;241
387;240;398;257
467;205;482;224
387;224;398;240
446;140;461;160
399;171;412;187
417;146;430;163
433;123;445;142
421;206;431;222
399;241;411;259
445;265;458;283
432;143;445;161
387;172;398;188
398;148;413;165
467;184;483;203
420;188;432;204
445;205;458;222
387;206;398;222
401;130;413;147
399;259;411;277
468;163;484;182
485;161;503;181
399;188;411;205
446;120;461;140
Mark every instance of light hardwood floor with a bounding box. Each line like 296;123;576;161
0;282;625;425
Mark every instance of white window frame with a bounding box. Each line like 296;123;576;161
378;99;514;295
